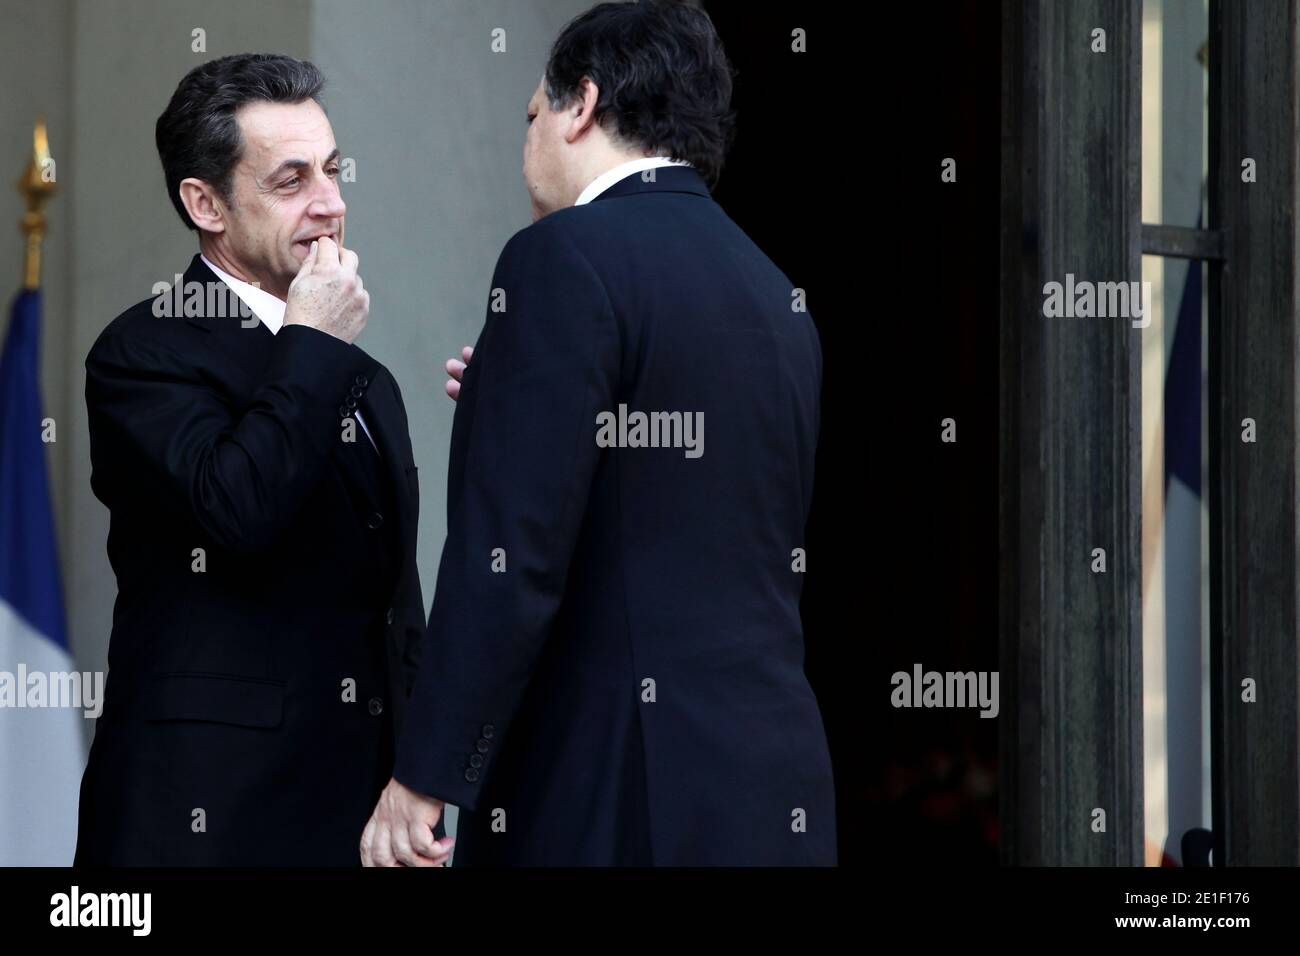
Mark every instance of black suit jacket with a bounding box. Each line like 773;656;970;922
394;166;836;865
75;255;426;865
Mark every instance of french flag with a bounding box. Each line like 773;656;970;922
0;288;85;864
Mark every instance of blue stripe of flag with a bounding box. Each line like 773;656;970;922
0;288;69;648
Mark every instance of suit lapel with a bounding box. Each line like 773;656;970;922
176;255;276;378
178;255;271;333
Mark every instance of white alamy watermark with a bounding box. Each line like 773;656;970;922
50;886;151;936
152;276;256;325
596;404;703;459
0;665;103;718
891;663;999;718
1042;273;1152;329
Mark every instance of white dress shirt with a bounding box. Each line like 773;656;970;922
200;253;377;451
574;156;693;206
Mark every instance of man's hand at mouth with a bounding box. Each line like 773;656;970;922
283;236;368;344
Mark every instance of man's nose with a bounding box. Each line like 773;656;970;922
308;178;346;221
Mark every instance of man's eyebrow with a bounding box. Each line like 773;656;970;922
264;148;342;181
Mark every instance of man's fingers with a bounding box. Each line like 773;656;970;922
404;825;453;867
444;356;466;400
413;846;453;867
462;345;474;363
370;823;398;867
359;816;375;867
409;822;437;857
338;244;359;280
392;828;451;868
409;822;453;859
294;240;319;282
315;235;341;270
391;824;424;868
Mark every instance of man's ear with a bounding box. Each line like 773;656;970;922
178;177;227;234
563;76;601;144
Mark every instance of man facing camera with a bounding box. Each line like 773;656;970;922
75;53;434;865
363;0;836;866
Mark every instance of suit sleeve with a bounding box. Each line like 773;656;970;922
85;322;378;553
393;222;620;810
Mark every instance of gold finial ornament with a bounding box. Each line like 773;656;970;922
18;119;56;290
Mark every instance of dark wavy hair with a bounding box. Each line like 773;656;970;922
156;53;325;231
544;0;736;187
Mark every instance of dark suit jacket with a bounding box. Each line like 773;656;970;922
75;255;425;865
394;166;836;865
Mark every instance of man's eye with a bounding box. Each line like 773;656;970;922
281;177;300;188
326;166;340;177
526;114;536;124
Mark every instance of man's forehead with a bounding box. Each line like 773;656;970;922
236;101;335;164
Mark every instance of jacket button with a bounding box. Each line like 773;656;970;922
368;697;384;716
351;385;365;398
386;607;395;625
366;512;384;530
475;738;490;753
339;405;350;418
469;754;484;769
355;374;368;387
464;767;480;783
345;395;358;409
481;724;495;739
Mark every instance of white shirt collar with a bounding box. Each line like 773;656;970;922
574;157;692;206
200;254;286;334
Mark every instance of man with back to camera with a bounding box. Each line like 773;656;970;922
75;53;439;865
362;0;836;866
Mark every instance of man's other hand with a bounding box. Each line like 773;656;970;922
444;345;474;401
360;777;454;867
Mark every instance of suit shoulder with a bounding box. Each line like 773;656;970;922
495;202;659;282
500;210;594;256
492;214;613;291
87;291;200;366
531;200;640;248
